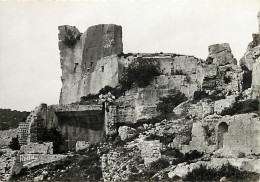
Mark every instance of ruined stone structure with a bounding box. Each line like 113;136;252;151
18;12;260;160
58;24;123;105
18;104;105;151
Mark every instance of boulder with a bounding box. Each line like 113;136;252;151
118;126;137;141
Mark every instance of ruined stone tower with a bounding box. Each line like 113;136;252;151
58;24;123;105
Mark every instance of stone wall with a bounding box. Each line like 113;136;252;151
140;140;162;165
252;57;260;99
17;154;68;169
18;103;47;145
220;114;260;156
20;103;105;151
182;113;260;157
104;105;117;135
20;142;53;154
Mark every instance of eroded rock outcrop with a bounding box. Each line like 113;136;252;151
59;24;123;105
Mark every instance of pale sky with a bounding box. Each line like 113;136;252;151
0;0;259;111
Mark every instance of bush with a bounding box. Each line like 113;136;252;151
241;65;252;91
146;134;175;145
80;85;125;104
157;90;187;114
0;151;4;157
62;27;81;47
117;52;133;58
162;149;203;165
221;99;259;116
184;163;260;182
9;136;20;150
193;90;225;102
120;59;160;90
150;158;170;170
128;158;170;181
224;76;232;84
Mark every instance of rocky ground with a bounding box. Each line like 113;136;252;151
7;118;260;182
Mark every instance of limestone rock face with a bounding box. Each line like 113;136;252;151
207;43;237;66
203;44;242;94
240;11;260;71
258;11;260;33
59;24;123;105
252;57;260;99
82;24;123;73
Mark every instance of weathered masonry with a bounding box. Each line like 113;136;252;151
18;13;260;155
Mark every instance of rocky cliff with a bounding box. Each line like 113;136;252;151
59;24;123;105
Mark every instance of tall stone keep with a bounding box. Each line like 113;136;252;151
58;24;123;105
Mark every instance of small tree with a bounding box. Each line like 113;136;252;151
120;59;160;91
157;90;187;114
9;136;20;150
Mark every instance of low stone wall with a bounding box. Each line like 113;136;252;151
140;140;162;165
17;154;68;169
20;142;53;154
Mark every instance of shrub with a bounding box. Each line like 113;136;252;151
241;65;252;91
128;158;170;181
0;151;4;157
157;90;187;114
80;85;125;103
120;59;160;90
146;134;175;145
193;90;225;102
224;76;232;84
221;99;259;116
163;149;203;165
62;27;81;47
150;158;170;170
184;163;260;182
9;136;20;150
117;52;133;58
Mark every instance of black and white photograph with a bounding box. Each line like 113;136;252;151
0;0;260;181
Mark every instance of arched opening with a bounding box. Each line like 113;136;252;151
217;122;228;148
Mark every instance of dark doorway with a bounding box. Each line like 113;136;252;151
217;122;228;148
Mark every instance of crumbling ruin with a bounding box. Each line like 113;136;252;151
9;11;260;182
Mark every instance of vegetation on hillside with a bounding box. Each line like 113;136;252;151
0;109;29;131
9;136;21;150
10;145;103;182
120;59;160;89
157;90;188;115
62;27;81;47
193;90;225;103
221;99;259;116
184;163;260;182
80;60;160;103
241;65;252;91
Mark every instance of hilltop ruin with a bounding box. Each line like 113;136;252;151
0;11;258;182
